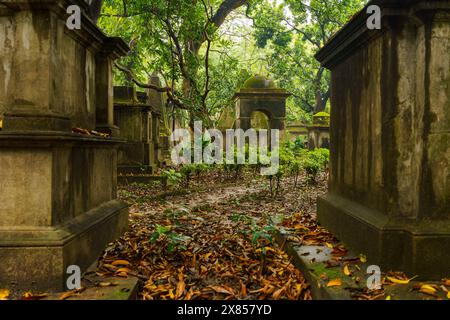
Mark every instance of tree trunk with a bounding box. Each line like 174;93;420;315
314;90;327;113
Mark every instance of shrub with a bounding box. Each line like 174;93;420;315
162;169;183;187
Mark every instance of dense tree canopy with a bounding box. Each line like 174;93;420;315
248;0;367;117
96;0;367;129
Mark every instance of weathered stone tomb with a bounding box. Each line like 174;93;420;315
0;0;129;290
306;112;330;150
316;0;450;279
113;85;161;175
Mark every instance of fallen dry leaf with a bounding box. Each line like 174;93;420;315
240;281;247;298
210;285;234;296
327;279;342;287
59;289;81;300
22;292;48;300
175;272;185;299
416;284;439;298
343;265;351;276
116;272;128;277
98;170;318;301
386;275;417;285
0;289;10;300
115;267;131;274
111;260;130;266
272;287;285;300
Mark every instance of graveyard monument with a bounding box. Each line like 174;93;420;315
113;85;161;175
306;112;330;150
234;75;290;134
316;0;450;279
0;0;129;290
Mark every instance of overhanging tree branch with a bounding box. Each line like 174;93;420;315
113;62;187;110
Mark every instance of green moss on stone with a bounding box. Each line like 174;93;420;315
310;263;341;280
313;112;330;126
314;112;330;118
243;75;276;89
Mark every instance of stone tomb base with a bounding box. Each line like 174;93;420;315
0;133;128;291
318;194;450;280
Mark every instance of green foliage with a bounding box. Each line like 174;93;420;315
99;0;257;127
249;0;367;116
98;0;367;125
150;224;190;253
249;220;276;248
162;169;183;187
179;163;211;187
301;148;330;183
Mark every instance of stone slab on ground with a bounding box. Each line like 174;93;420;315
43;272;140;300
118;175;167;186
274;227;449;300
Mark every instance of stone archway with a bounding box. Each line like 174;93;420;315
250;110;270;130
233;76;290;134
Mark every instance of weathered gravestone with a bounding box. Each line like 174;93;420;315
306;112;330;150
316;0;450;279
113;85;161;175
0;0;129;290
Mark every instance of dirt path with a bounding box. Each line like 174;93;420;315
97;174;327;300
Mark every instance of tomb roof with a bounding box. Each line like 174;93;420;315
243;75;277;89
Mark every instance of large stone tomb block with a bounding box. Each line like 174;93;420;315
0;0;130;290
315;0;450;279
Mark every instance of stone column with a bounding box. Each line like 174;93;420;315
95;38;128;137
146;75;164;166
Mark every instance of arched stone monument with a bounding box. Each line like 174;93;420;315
233;76;290;133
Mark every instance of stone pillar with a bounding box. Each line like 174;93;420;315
0;0;130;291
315;0;450;279
95;38;128;137
146;75;164;166
235;117;251;131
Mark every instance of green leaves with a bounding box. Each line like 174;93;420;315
99;0;254;128
249;0;367;116
150;224;190;253
162;169;183;187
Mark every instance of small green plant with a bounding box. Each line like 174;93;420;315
250;223;276;247
249;221;277;277
267;164;285;197
231;213;252;224
301;148;330;183
303;157;321;183
150;224;190;253
289;159;302;188
162;169;183;187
